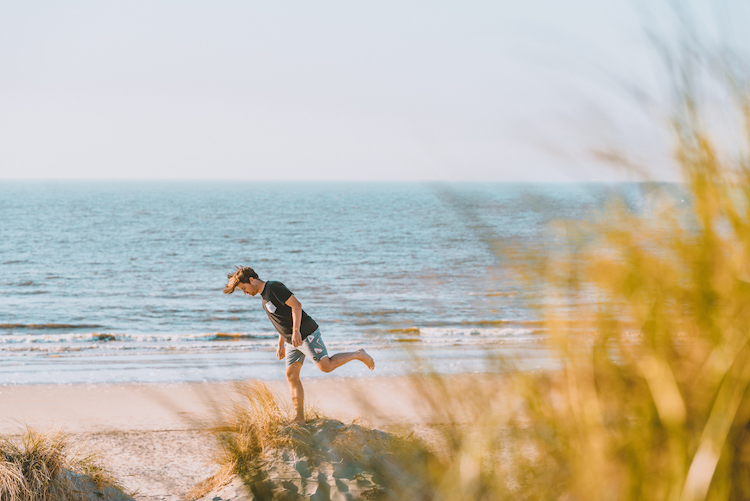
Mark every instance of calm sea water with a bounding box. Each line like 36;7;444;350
0;181;664;384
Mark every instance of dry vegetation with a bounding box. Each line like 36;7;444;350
184;381;300;500
0;427;126;501
397;13;750;501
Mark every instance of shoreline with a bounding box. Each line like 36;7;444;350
0;343;551;386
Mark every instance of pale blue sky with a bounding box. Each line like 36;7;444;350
0;1;732;181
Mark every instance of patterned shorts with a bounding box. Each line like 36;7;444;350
285;328;329;367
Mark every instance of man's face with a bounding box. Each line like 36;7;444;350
238;281;258;296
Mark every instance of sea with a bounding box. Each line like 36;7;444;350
0;181;668;384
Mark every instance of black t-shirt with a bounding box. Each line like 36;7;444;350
261;281;319;343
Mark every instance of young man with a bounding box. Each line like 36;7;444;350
224;266;375;424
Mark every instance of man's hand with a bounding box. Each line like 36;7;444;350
291;331;302;347
276;343;285;360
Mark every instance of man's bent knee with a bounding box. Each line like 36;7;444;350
316;357;333;373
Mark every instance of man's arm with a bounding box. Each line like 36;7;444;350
277;334;285;360
286;295;303;347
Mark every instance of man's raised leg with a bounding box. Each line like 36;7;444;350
316;349;375;373
285;361;305;424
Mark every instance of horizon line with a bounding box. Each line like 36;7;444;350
0;178;676;184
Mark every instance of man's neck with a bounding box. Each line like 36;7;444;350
257;280;266;294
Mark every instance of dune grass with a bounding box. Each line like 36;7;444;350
0;427;124;501
404;173;750;499
393;19;750;501
184;381;291;500
185;381;316;500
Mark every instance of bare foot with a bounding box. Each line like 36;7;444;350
289;417;306;426
358;349;375;370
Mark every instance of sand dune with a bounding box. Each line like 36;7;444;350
0;376;435;500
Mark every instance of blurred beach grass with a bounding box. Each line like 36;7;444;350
398;17;750;501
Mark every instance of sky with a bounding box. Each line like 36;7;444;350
0;1;736;182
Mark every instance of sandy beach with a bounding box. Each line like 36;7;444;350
0;376;435;501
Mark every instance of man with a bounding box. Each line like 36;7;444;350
224;266;375;424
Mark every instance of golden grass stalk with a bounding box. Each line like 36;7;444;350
207;380;304;474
